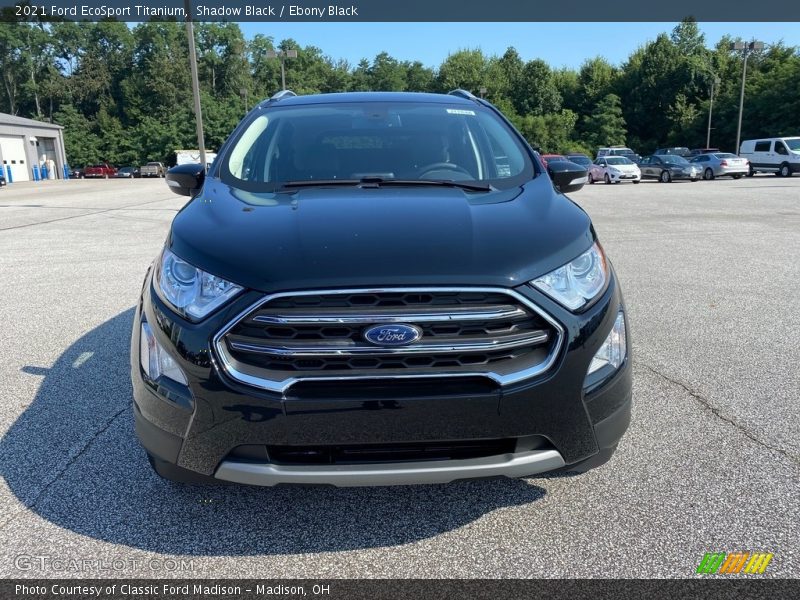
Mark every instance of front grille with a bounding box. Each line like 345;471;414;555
215;288;562;392
266;439;518;465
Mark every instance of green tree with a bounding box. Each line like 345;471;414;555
582;93;627;149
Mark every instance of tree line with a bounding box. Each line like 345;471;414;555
1;18;798;167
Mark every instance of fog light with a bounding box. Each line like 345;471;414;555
140;321;188;385
588;311;627;375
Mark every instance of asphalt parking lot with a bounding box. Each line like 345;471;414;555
0;175;798;579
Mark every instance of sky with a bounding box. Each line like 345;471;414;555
238;22;800;69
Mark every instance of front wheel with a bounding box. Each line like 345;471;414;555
633;180;640;184
660;170;672;183
588;173;594;184
732;174;743;179
703;168;714;181
604;173;611;184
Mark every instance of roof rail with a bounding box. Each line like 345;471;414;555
448;89;479;101
270;90;297;101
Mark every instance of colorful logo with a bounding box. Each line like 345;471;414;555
697;552;773;574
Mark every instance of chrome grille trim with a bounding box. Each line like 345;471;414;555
212;287;564;394
250;304;528;325
227;329;550;357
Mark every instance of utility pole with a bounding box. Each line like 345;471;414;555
184;0;206;170
706;75;720;149
240;87;249;115
731;40;764;155
266;49;298;90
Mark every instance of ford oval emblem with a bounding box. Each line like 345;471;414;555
363;324;422;347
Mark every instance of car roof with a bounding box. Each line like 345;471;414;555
262;91;479;107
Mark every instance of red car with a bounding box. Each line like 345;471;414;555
84;164;117;179
540;153;567;169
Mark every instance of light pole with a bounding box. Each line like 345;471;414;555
266;49;298;90
706;75;720;149
183;0;206;170
240;87;248;115
731;40;764;155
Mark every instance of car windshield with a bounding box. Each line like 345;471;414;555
606;157;633;165
221;101;534;193
786;139;800;151
660;156;690;165
567;155;592;166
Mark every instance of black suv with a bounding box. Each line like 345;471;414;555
132;91;631;486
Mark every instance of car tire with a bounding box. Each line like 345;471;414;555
604;174;611;184
732;174;743;179
747;166;754;177
588;173;594;184
660;170;671;183
703;168;714;181
632;180;640;184
779;163;791;178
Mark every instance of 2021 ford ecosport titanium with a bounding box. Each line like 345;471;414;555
131;90;631;486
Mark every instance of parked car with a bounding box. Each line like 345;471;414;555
597;146;641;162
133;90;630;487
0;172;6;187
654;147;692;158
689;148;721;157
115;167;139;179
588;156;641;184
140;161;166;178
739;137;800;177
690;153;749;180
540;153;567;169
566;153;593;170
68;167;84;179
639;155;700;182
84;164;117;179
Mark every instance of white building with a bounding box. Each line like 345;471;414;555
0;113;68;182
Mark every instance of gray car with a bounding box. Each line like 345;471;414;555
638;155;700;183
689;153;749;180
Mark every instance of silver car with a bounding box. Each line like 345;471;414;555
638;155;700;183
690;153;749;180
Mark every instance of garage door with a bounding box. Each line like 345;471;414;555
0;135;30;182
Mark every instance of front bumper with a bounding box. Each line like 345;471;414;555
131;269;632;485
672;170;699;180
607;171;640;183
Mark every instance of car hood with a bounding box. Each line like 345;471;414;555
609;164;639;172
168;176;593;292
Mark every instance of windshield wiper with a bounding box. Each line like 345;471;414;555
280;177;492;192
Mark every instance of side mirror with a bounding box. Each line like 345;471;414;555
548;160;587;193
165;163;205;197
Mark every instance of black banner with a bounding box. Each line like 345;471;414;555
2;0;800;22
2;579;799;600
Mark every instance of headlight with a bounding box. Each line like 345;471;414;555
588;311;627;374
608;168;620;174
155;248;243;320
531;242;608;311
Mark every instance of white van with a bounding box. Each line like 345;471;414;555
739;137;800;177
